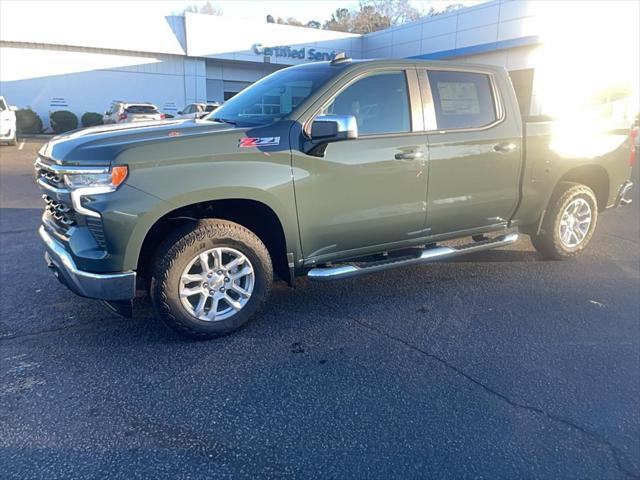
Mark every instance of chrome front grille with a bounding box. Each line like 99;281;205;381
35;156;69;192
43;194;76;230
35;156;110;249
41;170;64;188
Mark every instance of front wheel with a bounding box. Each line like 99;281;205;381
150;219;272;339
529;182;598;260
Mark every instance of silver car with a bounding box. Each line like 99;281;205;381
177;102;221;119
103;102;166;124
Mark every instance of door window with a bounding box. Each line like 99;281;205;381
321;71;411;135
427;71;497;130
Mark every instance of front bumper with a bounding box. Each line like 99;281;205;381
615;180;633;207
39;226;136;301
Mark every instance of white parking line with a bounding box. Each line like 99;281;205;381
18;141;25;150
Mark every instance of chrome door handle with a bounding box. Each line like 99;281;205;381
493;142;517;153
395;151;423;160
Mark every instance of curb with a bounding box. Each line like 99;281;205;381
18;134;55;139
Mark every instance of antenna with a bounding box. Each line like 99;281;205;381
330;52;351;65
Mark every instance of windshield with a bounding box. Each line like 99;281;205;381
204;67;338;127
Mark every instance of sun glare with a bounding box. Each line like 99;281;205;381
532;1;639;158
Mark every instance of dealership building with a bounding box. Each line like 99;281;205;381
0;0;637;128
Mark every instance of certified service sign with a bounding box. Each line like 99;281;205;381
253;44;336;62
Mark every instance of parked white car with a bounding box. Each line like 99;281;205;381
0;96;17;146
177;102;221;119
103;101;166;124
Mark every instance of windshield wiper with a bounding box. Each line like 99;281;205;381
212;117;237;126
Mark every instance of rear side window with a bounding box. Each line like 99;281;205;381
0;98;6;111
321;71;410;135
125;105;159;114
427;70;497;130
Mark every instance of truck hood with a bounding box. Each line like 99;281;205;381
39;118;240;164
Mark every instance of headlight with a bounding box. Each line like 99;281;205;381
64;165;128;190
65;165;128;218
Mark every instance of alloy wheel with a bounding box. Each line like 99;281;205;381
559;198;592;248
179;247;255;321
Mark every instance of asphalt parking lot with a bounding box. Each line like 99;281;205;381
1;138;639;479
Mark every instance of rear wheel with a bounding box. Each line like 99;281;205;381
530;182;598;259
150;219;272;339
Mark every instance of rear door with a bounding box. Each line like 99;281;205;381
292;68;429;262
421;68;522;236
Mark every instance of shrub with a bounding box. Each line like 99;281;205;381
50;110;79;134
81;112;104;128
15;109;44;134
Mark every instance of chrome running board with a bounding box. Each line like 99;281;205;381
307;233;519;281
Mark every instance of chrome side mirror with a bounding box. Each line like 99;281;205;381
305;114;358;157
310;114;358;141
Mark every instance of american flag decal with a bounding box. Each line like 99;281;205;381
239;136;280;148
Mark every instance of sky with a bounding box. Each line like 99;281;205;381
1;0;488;28
164;0;488;23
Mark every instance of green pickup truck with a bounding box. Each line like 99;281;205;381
35;56;635;338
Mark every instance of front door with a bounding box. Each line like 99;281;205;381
292;69;429;261
422;69;522;236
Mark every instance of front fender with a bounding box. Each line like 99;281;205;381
114;135;300;271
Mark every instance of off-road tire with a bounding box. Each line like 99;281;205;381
150;219;272;339
530;182;598;260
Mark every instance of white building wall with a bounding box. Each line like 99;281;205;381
364;0;539;60
0;2;186;56
0;42;189;127
183;58;207;105
185;13;361;64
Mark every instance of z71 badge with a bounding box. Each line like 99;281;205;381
239;137;280;148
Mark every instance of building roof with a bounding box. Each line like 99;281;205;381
0;1;187;55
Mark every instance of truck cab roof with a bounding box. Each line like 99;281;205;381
286;58;507;75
